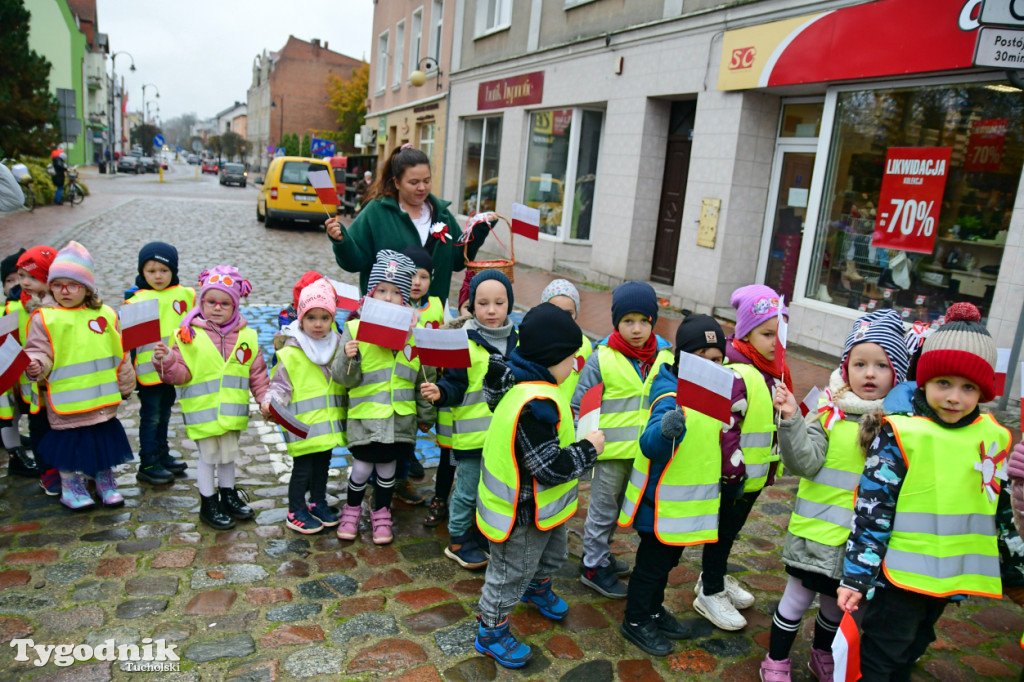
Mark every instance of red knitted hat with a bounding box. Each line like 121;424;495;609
16;245;58;284
915;303;997;402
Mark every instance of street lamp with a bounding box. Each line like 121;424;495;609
109;51;135;170
270;96;284;147
141;83;159;126
409;57;443;90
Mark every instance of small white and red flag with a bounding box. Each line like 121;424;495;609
676;352;734;423
268;397;310;439
356;297;415;352
0;335;29;395
832;611;861;682
412;327;471;369
994;348;1010;397
119;298;161;352
0;312;19;342
576;382;603;439
776;295;789;373
510;202;540;240
327;278;360;311
306;169;339;207
799;386;822;418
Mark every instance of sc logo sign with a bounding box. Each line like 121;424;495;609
729;46;757;70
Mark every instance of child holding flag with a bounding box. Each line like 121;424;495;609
617;314;727;656
153;266;268;530
573;281;673;598
764;309;909;681
1;247;39;478
125;242;195;485
23;242;136;509
332;250;435;545
261;278;345;534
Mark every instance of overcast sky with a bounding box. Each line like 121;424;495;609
95;0;374;121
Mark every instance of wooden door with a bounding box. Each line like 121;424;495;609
651;137;692;284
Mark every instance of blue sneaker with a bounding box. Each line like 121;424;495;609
520;577;568;620
474;616;532;668
286;508;324;534
308;501;340;527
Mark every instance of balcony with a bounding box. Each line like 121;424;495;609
87;74;103;90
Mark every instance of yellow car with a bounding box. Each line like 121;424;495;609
256;156;335;228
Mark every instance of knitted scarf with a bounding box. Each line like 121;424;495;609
731;336;794;391
606;330;659;380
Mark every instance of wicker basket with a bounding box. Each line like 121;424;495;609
464;213;516;282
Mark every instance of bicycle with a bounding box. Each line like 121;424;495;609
2;159;35;212
63;166;85;206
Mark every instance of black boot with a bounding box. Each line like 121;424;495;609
159;450;187;475
200;493;235;530
7;447;39;477
136;453;174;485
219;487;253;520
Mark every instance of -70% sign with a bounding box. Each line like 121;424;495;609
871;147;951;255
879;199;935;238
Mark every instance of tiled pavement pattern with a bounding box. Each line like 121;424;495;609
0;170;1020;680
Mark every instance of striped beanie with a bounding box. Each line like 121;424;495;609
48;241;95;293
841;309;910;386
367;249;416;305
916;302;997;402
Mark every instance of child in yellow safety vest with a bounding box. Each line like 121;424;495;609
125;242;195;485
0;248;39;478
23;242;136;510
262;278;345;535
617;314;727;657
541;279;593;408
154;265;269;530
766;309;909;681
474;302;603;668
694;284;788;631
573;281;673;599
838;303;1011;679
332;250;436;546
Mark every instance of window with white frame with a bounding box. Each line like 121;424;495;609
460;117;503;216
419;122;435;162
376;31;389;91
393;21;405;87
476;0;511;36
411;9;423;77
430;0;444;60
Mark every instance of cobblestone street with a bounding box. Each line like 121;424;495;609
0;167;1021;680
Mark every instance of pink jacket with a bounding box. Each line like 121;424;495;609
156;316;269;403
24;305;136;430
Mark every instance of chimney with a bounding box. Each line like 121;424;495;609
324;41;328;50
312;38;320;48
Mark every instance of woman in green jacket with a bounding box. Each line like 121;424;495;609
325;144;491;302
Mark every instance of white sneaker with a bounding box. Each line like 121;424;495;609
696;573;755;610
694;586;747;631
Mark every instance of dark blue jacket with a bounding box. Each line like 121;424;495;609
633;363;686;534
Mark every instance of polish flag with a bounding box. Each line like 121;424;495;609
510;202;540;240
994;348;1010;397
356;298;414;351
576;382;603;440
306;169;339;207
0;335;29;395
327;278;360;311
676;353;734;423
412;327;471;368
268;397;310;439
832;611;861;682
800;386;822;418
776;295;789;373
119;298;161;352
0;312;18;342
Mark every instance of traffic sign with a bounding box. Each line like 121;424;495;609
192;140;202;153
153;134;165;147
266;144;275;154
310;137;336;157
974;26;1024;67
176;145;182;151
275;147;286;157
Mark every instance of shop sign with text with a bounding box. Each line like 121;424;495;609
964;118;1007;172
872;147;952;254
478;72;544;111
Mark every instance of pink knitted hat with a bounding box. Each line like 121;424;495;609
297;278;337;320
198;265;251;309
730;284;787;340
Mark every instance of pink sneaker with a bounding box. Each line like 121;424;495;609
759;655;791;682
94;469;124;507
369;506;393;545
808;648;835;682
336;504;362;541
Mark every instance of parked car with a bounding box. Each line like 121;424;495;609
201;159;219;175
117;157;140;174
187;154;199;165
219;163;247;187
139;157;159;173
256;156;335;228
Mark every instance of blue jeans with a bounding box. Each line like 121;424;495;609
137;383;176;461
447;455;480;537
54;182;64;205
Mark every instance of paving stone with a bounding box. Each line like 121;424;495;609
743;573;787;592
91;513;132;527
442;657;497;682
433;620;478;656
576;628;628;657
263;538;311;559
96;555;136;577
744;554;785;572
746;537;776;551
84;625;140;647
0;569;31;590
5;549;58;564
116;538;161;554
994;640;1024;667
137;510;180;523
935;617;987;648
968;605;1024;633
198;610;259;633
960;654;1013;678
362;567;413;591
215;530;250;543
315;550;357;572
333;595;387;619
260;623;325;648
81;528;130;542
396;587;455;609
666;564;699;587
276;559;309;577
169;531;202;545
283;644;344;677
135;522;195;539
245;587;292;605
404;602;468;634
124;575;179;597
68;544;108;559
253;485;289;498
313;536;343;551
698;636;752;657
297;573;359;599
71;580;119;602
45;561;89;583
255;508;288;525
668;648;717;674
183;633;255;662
30;660;112;682
358;545;401;566
115;598;168;619
149;495;196;509
560;602;609;632
618;659;665;682
0;522;39;534
410;558;461;583
451;578;485;594
190;563;268;589
16;532;75;548
225;658;280;682
559;659;613;682
152;548;196;568
0;616;33;643
199;542;259;564
509;608;555;636
922;659;974;682
152;621;193;642
399;541;444;561
598;598;627;623
265;602;323;622
545;633;583;659
388;664;443;682
253;525;284;539
186;589;238;614
348;638;428;674
330;612;400;645
37;604;105;633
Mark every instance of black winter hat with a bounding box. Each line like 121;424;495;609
400;245;434;275
518;302;582;368
674;314;726;366
136;241;180;290
1;248;26;283
611;281;658;328
468;269;514;314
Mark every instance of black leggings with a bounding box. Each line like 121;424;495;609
434;447;456;500
288;450;332;512
701;490;760;595
625;531;685;623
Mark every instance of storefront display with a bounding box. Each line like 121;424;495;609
460;116;502;217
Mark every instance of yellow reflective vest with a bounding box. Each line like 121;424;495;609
477;381;577;542
175;327;258;439
7;300;40;414
436;407;453;448
726;361;778;492
881;414;1009;598
273;344;346;456
38;306;123;415
128;285;195;385
451;340;504;451
415;296;445;329
594;345;674;460
0;300;20;419
618;396;721;545
558;334;593;408
345;320;419;420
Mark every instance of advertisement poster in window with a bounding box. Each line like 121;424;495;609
871;146;952;254
964;119;1007;172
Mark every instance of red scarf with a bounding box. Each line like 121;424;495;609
606;331;659;379
731;337;794;392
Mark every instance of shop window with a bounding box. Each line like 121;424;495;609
411;9;423;77
394;21;405;88
806;81;1023;321
460;116;502;217
419;122;435;163
779;102;823;138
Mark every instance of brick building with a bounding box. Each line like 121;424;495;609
246;36;363;171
